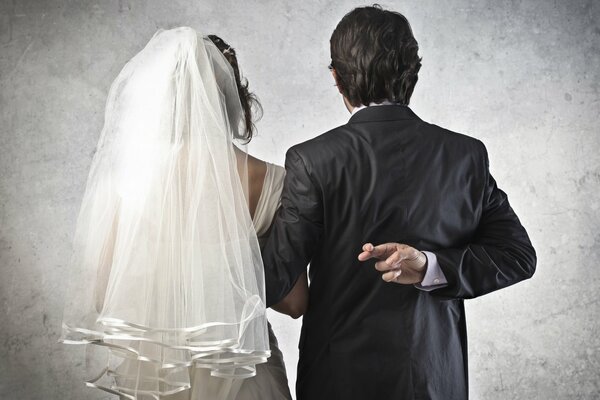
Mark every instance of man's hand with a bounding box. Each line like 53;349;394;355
358;243;428;285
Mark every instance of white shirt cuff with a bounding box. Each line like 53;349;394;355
414;251;448;292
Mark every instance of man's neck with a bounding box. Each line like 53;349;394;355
350;100;398;115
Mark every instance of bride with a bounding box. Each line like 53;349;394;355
60;27;308;400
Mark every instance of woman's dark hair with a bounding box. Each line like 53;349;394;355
208;34;262;142
330;5;422;107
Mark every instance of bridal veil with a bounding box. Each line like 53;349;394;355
60;27;269;398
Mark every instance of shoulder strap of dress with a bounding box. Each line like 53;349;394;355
253;163;285;237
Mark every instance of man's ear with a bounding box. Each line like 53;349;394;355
331;69;354;113
331;69;344;95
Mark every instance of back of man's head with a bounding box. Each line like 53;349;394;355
330;5;421;107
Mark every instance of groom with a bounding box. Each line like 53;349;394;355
262;5;536;400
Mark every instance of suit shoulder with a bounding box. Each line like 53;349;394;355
286;124;349;158
421;121;487;156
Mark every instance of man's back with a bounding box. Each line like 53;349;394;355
262;105;535;400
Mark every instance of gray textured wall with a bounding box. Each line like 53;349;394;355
1;0;599;399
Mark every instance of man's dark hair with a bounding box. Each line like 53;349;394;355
330;5;422;106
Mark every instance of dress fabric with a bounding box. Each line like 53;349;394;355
162;162;291;400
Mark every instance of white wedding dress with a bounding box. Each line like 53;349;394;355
239;163;291;400
164;162;291;400
60;27;291;400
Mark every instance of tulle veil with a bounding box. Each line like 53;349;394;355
60;27;270;398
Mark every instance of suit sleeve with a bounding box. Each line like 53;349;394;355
262;148;323;307
430;144;537;299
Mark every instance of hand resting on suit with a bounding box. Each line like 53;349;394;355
358;243;427;284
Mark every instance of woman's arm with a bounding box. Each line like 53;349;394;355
271;271;308;319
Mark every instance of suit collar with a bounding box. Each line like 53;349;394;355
348;104;420;124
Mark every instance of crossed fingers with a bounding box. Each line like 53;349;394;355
358;242;425;283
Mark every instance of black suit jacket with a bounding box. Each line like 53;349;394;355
261;105;536;400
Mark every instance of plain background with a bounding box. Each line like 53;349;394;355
1;0;599;399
